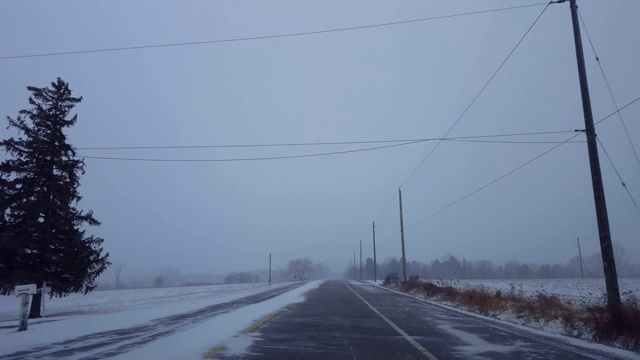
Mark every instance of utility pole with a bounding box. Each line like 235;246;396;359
398;188;407;282
568;0;621;318
372;222;377;282
359;239;363;280
577;237;584;278
354;251;356;280
268;253;272;286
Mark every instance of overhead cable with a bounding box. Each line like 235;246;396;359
405;132;581;230
398;1;553;189
594;96;640;126
578;10;640;171
0;3;549;61
77;140;425;162
73;130;576;151
596;137;640;215
403;97;640;231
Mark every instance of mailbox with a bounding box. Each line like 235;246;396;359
15;284;37;296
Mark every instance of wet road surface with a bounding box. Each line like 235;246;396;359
221;280;627;360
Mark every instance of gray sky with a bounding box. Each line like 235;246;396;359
1;0;639;279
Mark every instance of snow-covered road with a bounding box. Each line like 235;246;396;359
0;283;283;321
0;281;324;359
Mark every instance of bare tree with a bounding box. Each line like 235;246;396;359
112;264;124;289
287;258;313;280
614;243;632;277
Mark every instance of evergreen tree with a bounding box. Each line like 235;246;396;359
0;78;109;318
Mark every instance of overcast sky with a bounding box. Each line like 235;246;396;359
1;0;639;279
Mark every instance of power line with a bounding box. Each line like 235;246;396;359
368;136;580;226
370;1;554;238
274;96;640;251
399;1;553;189
596;137;640;215
373;191;398;223
77;140;426;162
0;3;549;61
578;10;640;171
78;139;421;150
72;130;576;151
401;96;640;231
405;132;581;230
444;139;584;144
595;96;640;126
77;136;584;162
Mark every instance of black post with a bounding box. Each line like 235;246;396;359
569;0;621;317
373;222;377;282
268;253;272;286
353;251;356;280
399;188;407;282
350;257;353;280
577;237;584;278
359;240;363;280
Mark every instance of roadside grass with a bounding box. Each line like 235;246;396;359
585;293;640;351
385;278;640;352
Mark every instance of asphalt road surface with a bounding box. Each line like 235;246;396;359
0;282;305;360
221;280;627;360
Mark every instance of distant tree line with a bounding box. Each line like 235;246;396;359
354;244;639;280
225;258;331;284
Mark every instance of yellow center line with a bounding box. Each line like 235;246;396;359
241;305;288;334
203;305;289;359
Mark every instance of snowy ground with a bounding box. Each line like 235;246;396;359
0;283;271;321
113;281;324;360
0;281;324;359
431;278;640;305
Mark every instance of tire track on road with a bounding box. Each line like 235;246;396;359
1;282;305;360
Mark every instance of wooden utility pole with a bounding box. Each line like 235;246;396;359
577;237;584;278
268;253;272;286
354;251;356;280
399;188;407;282
359;239;363;280
373;222;377;282
568;0;621;317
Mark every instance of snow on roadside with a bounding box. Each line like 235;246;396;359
379;283;640;360
0;282;291;356
110;280;325;360
433;278;640;305
0;283;275;321
383;281;577;338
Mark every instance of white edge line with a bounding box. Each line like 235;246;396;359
372;283;640;360
343;281;438;360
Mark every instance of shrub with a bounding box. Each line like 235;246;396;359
382;272;400;286
457;287;503;315
586;294;640;351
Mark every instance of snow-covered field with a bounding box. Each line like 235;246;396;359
432;278;640;305
0;281;325;359
0;283;271;321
